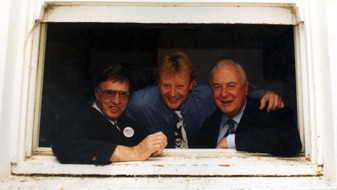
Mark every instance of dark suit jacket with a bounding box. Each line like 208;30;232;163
52;102;150;165
197;97;302;157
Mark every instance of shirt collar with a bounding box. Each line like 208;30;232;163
91;102;117;125
221;99;247;123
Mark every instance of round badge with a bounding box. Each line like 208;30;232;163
123;127;134;138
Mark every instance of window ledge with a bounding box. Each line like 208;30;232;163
6;149;334;189
12;149;321;177
1;176;334;189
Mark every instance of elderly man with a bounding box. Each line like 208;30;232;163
52;64;167;164
197;60;302;157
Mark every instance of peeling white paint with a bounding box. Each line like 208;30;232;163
11;149;322;177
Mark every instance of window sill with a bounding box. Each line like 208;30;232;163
12;149;321;177
6;149;334;189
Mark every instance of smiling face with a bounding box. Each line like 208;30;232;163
156;52;196;110
158;71;195;110
95;79;130;121
211;63;248;118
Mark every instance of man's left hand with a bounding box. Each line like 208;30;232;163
259;90;285;112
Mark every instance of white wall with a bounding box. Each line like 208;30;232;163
0;0;12;178
0;0;44;178
0;0;337;185
322;0;337;181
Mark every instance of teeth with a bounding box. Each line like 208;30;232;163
110;106;119;110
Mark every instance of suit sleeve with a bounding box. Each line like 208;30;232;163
52;109;117;165
235;107;302;157
52;132;116;165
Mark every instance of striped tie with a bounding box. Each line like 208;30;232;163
223;118;235;138
174;109;188;148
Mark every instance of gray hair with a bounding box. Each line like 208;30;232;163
210;59;247;85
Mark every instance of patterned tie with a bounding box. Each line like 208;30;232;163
174;109;189;148
223;118;235;138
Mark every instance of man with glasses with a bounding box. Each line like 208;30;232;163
52;64;167;164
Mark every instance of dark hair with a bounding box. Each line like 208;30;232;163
93;63;133;92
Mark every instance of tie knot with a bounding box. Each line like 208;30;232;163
227;118;235;125
223;118;235;138
174;109;183;119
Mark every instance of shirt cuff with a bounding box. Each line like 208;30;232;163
226;134;236;149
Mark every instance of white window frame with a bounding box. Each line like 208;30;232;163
14;0;326;178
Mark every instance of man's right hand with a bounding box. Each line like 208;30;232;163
110;132;167;162
134;132;167;159
216;137;229;149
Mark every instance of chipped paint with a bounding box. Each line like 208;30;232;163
11;149;323;178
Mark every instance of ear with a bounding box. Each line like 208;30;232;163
244;81;249;95
189;80;196;91
94;88;100;101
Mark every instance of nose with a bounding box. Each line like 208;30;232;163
110;94;121;104
168;86;177;97
220;86;229;97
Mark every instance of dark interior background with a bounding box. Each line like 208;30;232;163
39;23;296;147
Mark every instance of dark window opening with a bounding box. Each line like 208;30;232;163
39;23;296;147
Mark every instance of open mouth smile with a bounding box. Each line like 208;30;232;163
168;97;180;103
220;99;233;105
108;106;120;111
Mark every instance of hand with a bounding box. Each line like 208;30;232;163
216;138;229;149
134;131;167;159
110;132;167;162
259;90;285;112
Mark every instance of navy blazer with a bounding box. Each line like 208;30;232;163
197;97;302;157
52;102;150;165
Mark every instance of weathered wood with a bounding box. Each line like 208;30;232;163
11;149;321;177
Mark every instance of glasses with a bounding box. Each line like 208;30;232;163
99;87;130;100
